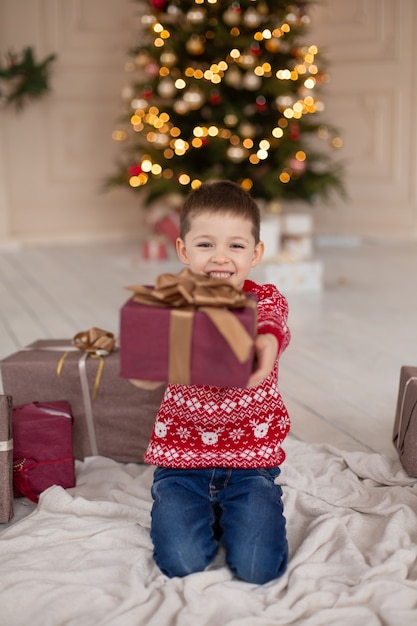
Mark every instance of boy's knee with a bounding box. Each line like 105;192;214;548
153;543;213;578
231;554;288;585
227;543;288;585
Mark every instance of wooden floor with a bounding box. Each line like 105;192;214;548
1;237;417;461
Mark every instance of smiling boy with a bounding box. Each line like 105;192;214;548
143;180;291;584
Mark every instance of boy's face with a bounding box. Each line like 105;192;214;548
176;211;264;290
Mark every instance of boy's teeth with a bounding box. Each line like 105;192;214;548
210;272;231;278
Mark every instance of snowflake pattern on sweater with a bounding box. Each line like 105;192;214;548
144;280;291;469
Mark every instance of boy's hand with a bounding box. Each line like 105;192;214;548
129;379;166;390
247;334;278;388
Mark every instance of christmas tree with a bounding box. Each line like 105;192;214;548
108;0;344;208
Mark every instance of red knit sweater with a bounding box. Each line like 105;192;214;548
144;280;291;469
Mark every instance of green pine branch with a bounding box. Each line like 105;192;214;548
0;46;57;111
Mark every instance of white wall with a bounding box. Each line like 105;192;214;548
0;0;144;245
309;0;417;239
0;0;416;245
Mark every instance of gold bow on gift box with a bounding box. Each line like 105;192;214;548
55;328;116;399
72;327;116;356
126;268;257;385
69;328;116;401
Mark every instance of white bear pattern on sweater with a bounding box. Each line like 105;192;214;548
144;280;291;469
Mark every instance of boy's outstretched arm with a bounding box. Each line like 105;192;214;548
247;333;278;388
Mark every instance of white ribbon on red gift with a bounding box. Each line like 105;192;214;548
0;395;13;452
0;439;13;451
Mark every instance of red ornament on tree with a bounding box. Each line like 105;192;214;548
127;164;143;177
255;95;267;112
250;43;261;56
209;90;222;105
142;86;153;99
150;0;167;10
290;121;300;141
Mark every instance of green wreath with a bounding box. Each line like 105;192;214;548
0;46;57;111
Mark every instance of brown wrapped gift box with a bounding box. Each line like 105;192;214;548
0;340;165;463
0;395;13;523
393;365;417;477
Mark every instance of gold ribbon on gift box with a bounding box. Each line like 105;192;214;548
126;268;257;385
57;328;116;400
71;327;116;398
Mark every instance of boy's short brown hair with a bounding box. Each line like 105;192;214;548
180;180;261;243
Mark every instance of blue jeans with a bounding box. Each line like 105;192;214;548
150;467;288;584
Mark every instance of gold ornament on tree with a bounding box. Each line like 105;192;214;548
186;35;205;55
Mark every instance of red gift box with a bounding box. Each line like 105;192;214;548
12;401;76;502
153;213;180;246
141;236;168;261
119;269;257;388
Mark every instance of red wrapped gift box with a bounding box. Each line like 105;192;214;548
13;401;75;502
119;270;257;388
0;340;165;463
141;236;168;261
153;212;180;246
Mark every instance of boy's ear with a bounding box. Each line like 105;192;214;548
251;241;264;267
176;238;190;264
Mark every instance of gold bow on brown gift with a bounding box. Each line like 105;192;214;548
71;327;116;401
66;327;115;405
126;268;257;385
72;327;116;355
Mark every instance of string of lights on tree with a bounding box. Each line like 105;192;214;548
108;0;344;207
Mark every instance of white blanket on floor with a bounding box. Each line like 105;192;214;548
1;437;417;626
